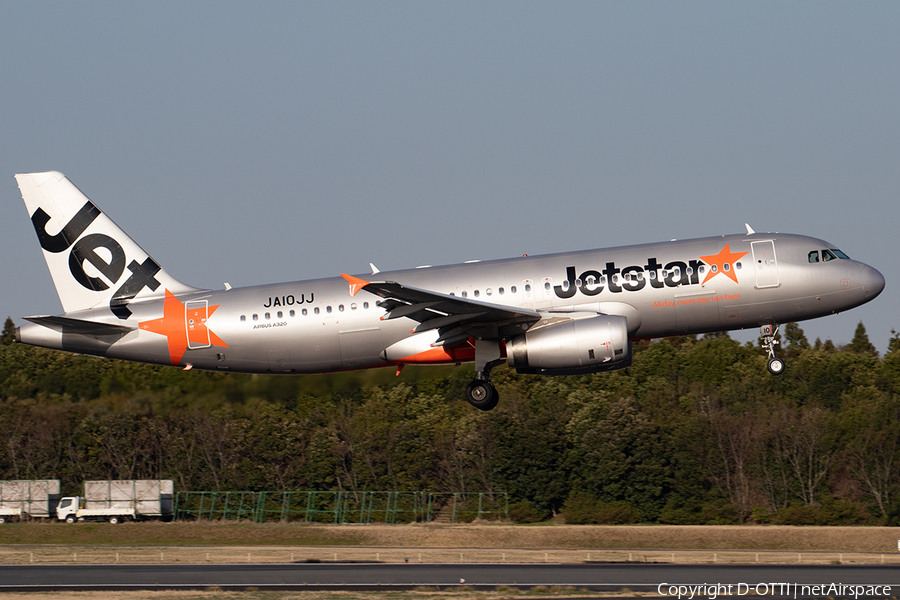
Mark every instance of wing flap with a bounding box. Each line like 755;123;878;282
340;274;541;344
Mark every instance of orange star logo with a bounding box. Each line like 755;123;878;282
699;244;749;285
139;289;228;366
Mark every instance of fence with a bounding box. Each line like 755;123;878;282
174;490;508;524
3;548;898;566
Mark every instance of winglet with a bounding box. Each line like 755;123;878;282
340;273;370;297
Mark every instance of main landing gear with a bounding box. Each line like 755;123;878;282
465;378;499;411
465;339;504;411
761;324;785;375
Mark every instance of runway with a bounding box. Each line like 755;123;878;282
1;562;899;596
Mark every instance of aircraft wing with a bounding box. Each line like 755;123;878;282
341;274;541;347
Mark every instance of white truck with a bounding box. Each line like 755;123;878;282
0;480;60;523
56;496;134;523
0;506;22;523
57;480;174;523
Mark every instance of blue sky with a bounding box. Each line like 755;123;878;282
1;2;897;351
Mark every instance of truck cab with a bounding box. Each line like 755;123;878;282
56;496;82;523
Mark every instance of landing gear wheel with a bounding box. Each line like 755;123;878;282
767;357;785;375
760;324;786;376
465;380;498;411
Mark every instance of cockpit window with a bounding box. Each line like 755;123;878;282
808;251;819;263
831;249;850;259
822;249;838;262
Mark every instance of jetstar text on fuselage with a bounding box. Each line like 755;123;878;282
552;253;744;299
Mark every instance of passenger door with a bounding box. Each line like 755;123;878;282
751;241;779;288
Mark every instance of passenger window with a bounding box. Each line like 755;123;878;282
339;305;344;312
252;314;258;321
462;291;468;298
498;287;504;295
326;306;333;313
808;251;819;263
546;281;553;291
735;262;742;270
823;249;837;262
524;284;530;292
265;313;271;320
302;308;308;316
511;286;517;293
314;307;320;315
240;315;246;322
277;311;283;318
289;310;295;317
474;290;480;297
363;302;369;309
486;289;492;296
351;303;357;310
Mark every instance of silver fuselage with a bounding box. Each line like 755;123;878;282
18;232;885;374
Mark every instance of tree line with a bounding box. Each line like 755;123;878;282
2;315;899;525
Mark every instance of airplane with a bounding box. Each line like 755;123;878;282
13;171;885;411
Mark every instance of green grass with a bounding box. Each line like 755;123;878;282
0;521;363;547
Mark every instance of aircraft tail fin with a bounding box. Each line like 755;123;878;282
15;171;200;319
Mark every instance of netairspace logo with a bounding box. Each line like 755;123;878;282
657;582;892;599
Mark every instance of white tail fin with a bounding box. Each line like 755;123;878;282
15;171;199;319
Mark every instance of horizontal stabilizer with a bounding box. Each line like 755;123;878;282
24;316;136;336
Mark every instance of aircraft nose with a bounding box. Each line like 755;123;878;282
860;263;885;299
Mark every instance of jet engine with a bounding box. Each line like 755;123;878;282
506;314;631;375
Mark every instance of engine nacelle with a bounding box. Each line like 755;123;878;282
506;314;632;375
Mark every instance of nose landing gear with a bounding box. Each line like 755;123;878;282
761;324;785;375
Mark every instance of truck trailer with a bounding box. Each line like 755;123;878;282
57;480;174;523
0;480;60;523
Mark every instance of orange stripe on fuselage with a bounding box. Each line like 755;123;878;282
394;339;508;365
